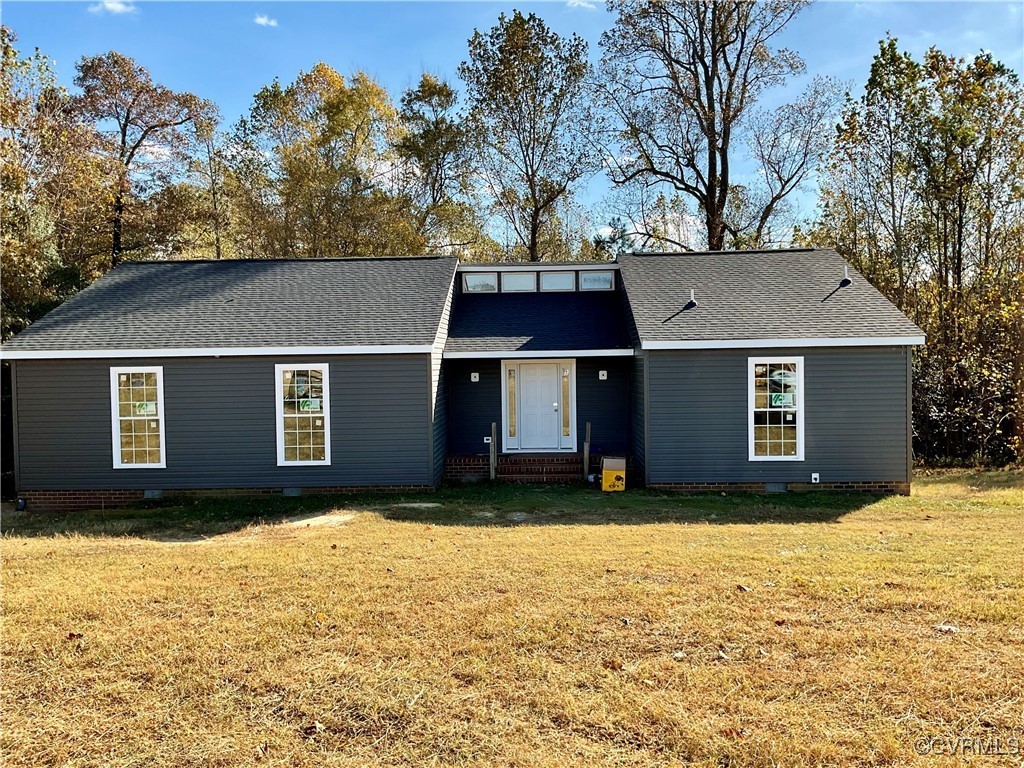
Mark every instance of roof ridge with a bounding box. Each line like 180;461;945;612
118;255;456;266
625;247;822;257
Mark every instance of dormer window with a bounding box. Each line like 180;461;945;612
463;273;498;293
501;272;537;292
579;270;614;290
458;265;619;295
540;272;575;291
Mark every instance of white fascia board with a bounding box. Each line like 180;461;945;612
457;263;619;272
1;345;434;360
444;349;634;359
641;336;926;350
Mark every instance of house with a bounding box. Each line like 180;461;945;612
0;249;925;511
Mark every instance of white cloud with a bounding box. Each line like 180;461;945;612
567;0;597;9
138;141;173;163
852;3;885;17
88;0;137;14
254;13;278;27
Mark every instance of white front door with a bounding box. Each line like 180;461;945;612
501;359;576;452
519;363;560;449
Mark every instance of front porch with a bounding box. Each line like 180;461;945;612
443;355;634;485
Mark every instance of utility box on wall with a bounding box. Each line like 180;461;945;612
601;456;626;492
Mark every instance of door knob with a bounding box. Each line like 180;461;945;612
553;403;558;410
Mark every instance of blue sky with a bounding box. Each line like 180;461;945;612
4;0;1023;222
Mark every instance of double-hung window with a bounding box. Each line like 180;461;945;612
749;357;804;461
275;364;331;466
110;367;166;468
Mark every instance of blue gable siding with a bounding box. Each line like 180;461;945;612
445;358;632;456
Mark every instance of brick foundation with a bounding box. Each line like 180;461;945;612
648;481;910;496
19;485;435;514
19;477;910;513
443;455;491;483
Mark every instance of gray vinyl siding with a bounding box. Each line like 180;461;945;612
14;355;433;490
445;357;632;456
646;346;911;484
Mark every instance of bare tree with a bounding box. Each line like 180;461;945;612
189;113;226;259
459;11;598;261
599;0;833;250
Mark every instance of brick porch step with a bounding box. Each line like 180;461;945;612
499;473;584;484
444;452;591;484
496;452;583;483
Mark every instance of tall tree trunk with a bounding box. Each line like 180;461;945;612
529;207;541;262
206;140;222;260
1015;309;1024;451
706;206;726;251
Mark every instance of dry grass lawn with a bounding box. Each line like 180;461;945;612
2;471;1022;767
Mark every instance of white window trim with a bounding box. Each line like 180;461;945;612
275;363;332;467
748;356;805;462
501;272;537;292
462;272;498;293
578;270;615;291
458;263;619;272
500;358;577;453
110;366;167;469
539;271;576;292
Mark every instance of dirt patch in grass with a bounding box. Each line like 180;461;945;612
2;471;1022;766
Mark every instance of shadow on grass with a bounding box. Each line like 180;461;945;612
0;483;889;541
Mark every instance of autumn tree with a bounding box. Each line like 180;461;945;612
598;0;838;250
227;63;422;258
74;51;214;265
1;27;110;338
185;109;228;259
459;11;597;261
804;38;1024;463
395;74;481;253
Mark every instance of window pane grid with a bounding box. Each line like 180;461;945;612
278;366;329;464
113;369;162;466
751;360;800;459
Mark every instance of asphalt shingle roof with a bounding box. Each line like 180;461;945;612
617;249;924;344
444;291;632;353
2;257;458;352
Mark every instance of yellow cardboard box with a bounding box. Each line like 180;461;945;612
601;457;626;492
